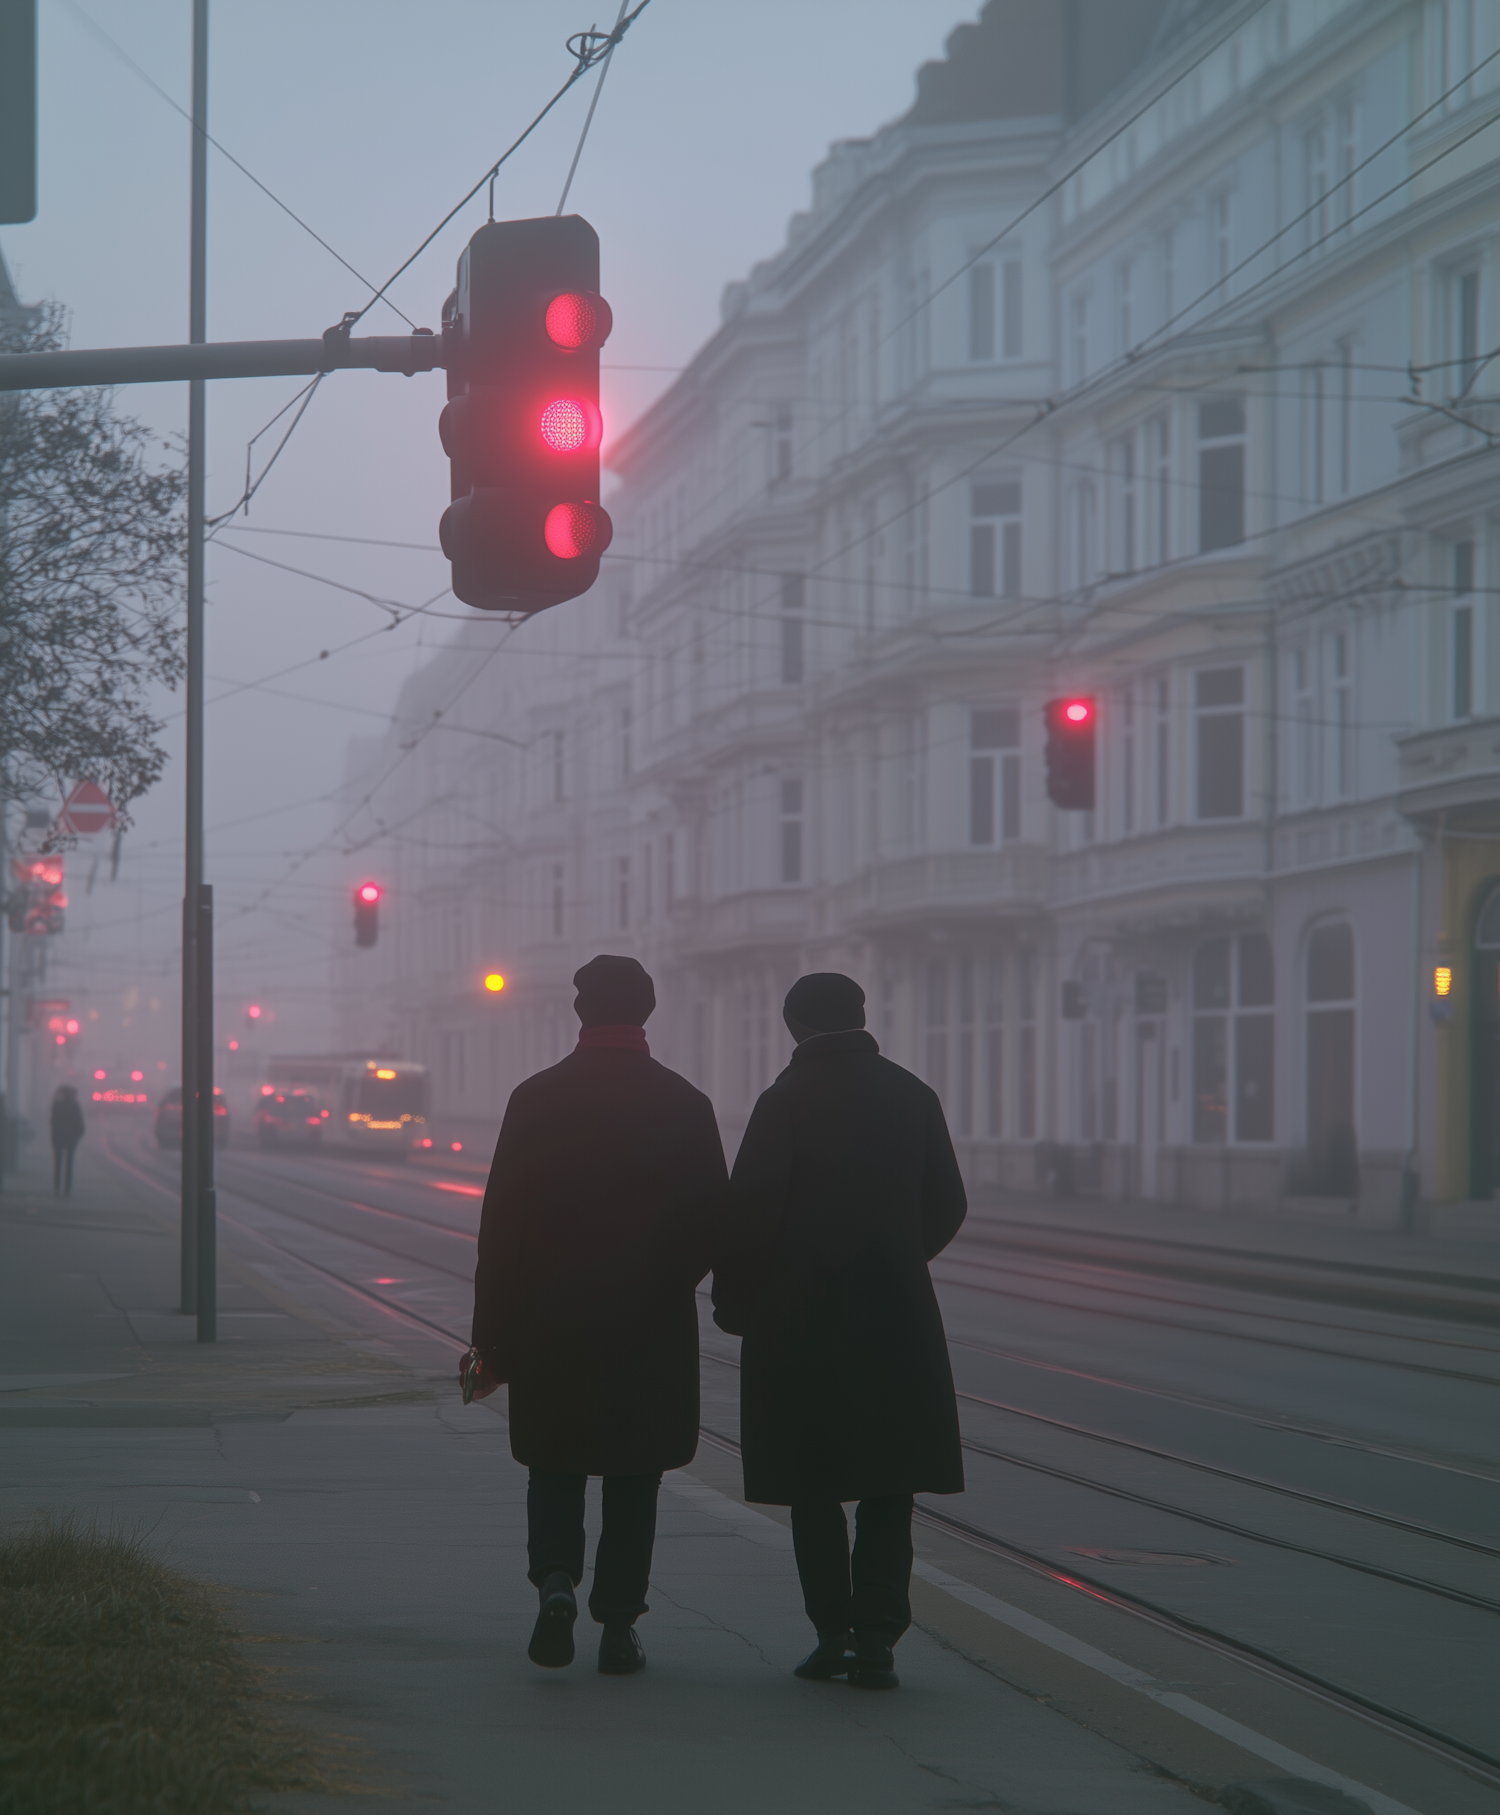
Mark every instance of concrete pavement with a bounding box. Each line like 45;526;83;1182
0;1137;1454;1813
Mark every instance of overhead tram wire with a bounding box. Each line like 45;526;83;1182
61;0;415;327
556;0;631;216
341;2;653;335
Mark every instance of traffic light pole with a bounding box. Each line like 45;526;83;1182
0;331;446;392
181;0;209;1331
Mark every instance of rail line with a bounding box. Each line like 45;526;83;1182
946;1335;1500;1485
933;1258;1500;1387
692;1418;1500;1791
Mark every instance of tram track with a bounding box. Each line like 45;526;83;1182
101;1136;1500;1788
933;1257;1500;1387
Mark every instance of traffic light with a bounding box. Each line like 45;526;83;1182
439;214;613;615
353;881;381;948
1043;697;1096;809
7;856;66;934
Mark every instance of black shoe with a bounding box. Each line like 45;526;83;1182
527;1570;577;1668
793;1629;854;1680
847;1634;899;1690
598;1624;646;1675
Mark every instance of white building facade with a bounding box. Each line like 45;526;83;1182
337;0;1500;1223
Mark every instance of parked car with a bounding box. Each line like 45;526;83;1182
254;1086;324;1147
155;1086;230;1150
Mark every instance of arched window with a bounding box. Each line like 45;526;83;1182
1305;922;1356;1194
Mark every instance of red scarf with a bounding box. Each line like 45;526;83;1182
577;1024;650;1055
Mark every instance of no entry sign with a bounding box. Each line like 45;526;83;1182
59;779;115;836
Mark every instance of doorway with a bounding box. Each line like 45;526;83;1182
1472;884;1500;1198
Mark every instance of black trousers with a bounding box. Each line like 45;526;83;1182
789;1495;914;1642
527;1470;661;1627
52;1143;76;1196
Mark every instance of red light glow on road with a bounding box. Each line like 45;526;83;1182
434;1181;483;1197
1064;700;1092;724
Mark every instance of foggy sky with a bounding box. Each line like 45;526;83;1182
3;0;962;1066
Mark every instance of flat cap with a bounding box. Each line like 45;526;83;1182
783;971;866;1033
573;953;657;1027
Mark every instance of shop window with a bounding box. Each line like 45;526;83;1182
1193;932;1275;1144
1305;922;1356;1194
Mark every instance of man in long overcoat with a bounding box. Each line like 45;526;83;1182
467;955;727;1675
712;971;966;1690
50;1085;85;1196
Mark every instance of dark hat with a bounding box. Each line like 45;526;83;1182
573;953;656;1027
784;972;866;1033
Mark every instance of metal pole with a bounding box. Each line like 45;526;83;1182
196;882;216;1337
181;0;208;1316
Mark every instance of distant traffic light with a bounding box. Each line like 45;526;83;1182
7;856;66;934
353;881;382;948
1043;697;1096;810
439;215;613;615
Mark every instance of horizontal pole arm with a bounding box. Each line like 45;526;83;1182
0;331;445;391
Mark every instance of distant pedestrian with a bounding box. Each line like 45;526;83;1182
465;955;728;1676
712;972;967;1691
50;1084;85;1196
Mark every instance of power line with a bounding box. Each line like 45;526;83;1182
60;0;416;328
345;2;653;333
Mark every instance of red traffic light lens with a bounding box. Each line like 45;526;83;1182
545;291;612;349
357;882;382;904
539;397;602;453
544;501;612;560
1064;700;1092;724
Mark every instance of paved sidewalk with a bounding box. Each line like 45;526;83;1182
1;1145;1441;1814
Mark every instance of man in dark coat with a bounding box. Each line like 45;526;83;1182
50;1085;85;1196
467;954;727;1676
712;971;966;1691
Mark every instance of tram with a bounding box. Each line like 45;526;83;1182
262;1054;431;1155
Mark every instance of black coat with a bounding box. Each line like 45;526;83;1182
712;1030;967;1505
472;1047;728;1477
50;1096;85;1148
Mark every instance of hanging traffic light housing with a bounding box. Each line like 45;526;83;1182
353;880;382;948
439;215;613;615
1043;696;1096;810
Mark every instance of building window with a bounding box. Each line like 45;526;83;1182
1001;259;1023;358
970;481;1022;598
1335;101;1358;232
615;856;630;930
1304;363;1325;506
742;982;770;1104
955;956;975;1138
1454;266;1482;393
1110;432;1137;573
969;263;995;361
663;831;675;906
1292;645;1316;802
1071;481;1097;590
619;705;632;780
551;863;564;938
1154;675;1171;825
925;960;948;1102
1305;922;1357;1194
1195;667;1244;818
1198;397;1245;551
1330;631;1354;797
1018;952;1037;1139
774;406;793;481
1070;290;1089;384
970;707;1021;845
1192;932;1274;1144
780;572;805;684
1149;415;1170;564
550;730;565;803
1454;539;1475;719
1160;225;1177;325
1336;336;1355;495
1305;120;1331;248
1121;687;1136;834
1210;189;1233;288
1115;258;1134;356
986;957;1004;1137
779;778;804;883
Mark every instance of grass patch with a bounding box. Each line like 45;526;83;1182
0;1518;330;1814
